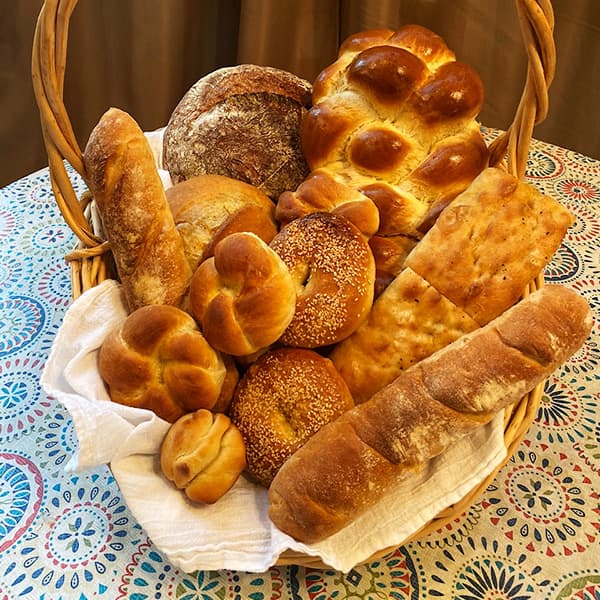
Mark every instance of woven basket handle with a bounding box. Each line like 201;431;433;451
488;0;556;178
32;0;556;248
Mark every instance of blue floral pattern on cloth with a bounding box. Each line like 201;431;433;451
0;137;598;598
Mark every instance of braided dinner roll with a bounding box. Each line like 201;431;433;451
98;304;231;423
301;25;489;237
189;232;296;356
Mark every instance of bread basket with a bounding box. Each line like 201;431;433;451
32;0;557;568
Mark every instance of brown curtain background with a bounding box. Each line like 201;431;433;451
2;0;599;188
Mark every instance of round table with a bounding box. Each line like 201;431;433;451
0;135;598;599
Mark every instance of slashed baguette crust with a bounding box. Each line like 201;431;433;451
268;285;592;543
83;108;192;312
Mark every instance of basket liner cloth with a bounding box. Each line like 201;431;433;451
41;279;507;572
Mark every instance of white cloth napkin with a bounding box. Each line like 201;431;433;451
41;280;507;572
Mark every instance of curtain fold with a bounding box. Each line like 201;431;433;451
1;0;598;188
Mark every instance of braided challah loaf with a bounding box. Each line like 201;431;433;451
300;25;489;238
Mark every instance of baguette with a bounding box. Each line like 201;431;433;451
83;108;192;312
268;285;592;543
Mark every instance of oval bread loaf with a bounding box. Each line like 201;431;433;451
268;285;593;543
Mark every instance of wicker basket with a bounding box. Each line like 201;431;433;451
32;0;557;568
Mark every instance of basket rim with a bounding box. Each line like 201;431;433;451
31;0;557;568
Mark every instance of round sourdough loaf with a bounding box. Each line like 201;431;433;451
163;65;312;200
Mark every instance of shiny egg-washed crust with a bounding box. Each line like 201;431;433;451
189;232;297;357
166;174;278;273
98;304;231;423
300;25;489;237
269;212;375;348
160;410;246;504
229;348;354;488
162;65;313;200
276;168;380;237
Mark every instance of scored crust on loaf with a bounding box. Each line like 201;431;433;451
83;108;192;312
330;267;479;403
405;167;574;325
300;25;489;237
163;65;312;199
269;285;593;543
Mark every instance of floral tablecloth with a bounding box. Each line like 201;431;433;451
0;135;598;599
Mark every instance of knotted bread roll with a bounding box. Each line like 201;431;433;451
301;25;489;237
98;304;231;422
189;232;296;356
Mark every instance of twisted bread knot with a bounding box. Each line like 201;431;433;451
301;24;490;237
98;304;229;423
189;232;296;356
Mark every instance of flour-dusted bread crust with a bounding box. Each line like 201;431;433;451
300;25;489;237
269;285;593;543
163;65;312;200
330;267;479;403
83;108;192;312
405;167;574;325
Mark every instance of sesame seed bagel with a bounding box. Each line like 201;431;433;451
269;212;376;348
229;348;354;488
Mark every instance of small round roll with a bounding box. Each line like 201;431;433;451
160;409;246;504
189;232;296;356
229;348;354;487
269;212;375;347
98;304;230;423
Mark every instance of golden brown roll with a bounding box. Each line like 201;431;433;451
300;25;489;237
229;348;354;487
83;108;192;312
276;168;379;238
160;409;246;504
163;64;312;199
189;232;296;356
368;233;418;297
269;212;375;348
98;304;228;423
166;174;278;273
